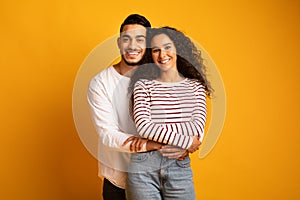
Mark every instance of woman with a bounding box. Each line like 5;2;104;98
126;27;212;200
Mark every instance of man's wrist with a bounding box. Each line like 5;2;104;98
140;142;147;152
146;140;163;151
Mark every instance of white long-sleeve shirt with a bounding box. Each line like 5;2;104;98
87;66;146;189
133;78;207;149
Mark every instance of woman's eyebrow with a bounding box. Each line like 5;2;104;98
151;43;172;48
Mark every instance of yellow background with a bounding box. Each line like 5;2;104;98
1;0;299;199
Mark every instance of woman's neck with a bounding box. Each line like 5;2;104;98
156;70;184;82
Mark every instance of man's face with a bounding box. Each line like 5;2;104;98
118;24;147;66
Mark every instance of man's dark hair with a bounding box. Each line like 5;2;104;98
120;14;151;33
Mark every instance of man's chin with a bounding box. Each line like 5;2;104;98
123;57;142;66
126;62;139;67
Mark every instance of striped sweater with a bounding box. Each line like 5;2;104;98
133;78;207;149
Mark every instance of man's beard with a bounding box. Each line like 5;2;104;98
122;55;144;66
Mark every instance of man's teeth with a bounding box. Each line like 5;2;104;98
128;52;139;55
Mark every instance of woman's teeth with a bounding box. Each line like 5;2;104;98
160;59;170;64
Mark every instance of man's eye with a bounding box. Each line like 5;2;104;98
137;38;145;42
122;38;129;42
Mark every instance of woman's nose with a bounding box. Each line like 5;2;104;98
159;50;166;58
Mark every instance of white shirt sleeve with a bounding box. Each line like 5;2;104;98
87;76;146;153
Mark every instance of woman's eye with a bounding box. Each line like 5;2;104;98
152;49;160;53
165;45;171;50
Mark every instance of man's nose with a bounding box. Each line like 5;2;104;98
128;39;138;49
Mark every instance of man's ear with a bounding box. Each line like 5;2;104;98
117;37;121;49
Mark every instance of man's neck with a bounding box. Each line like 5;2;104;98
113;61;138;77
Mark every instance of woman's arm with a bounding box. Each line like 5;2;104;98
133;80;207;150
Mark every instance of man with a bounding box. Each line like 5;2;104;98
87;14;190;200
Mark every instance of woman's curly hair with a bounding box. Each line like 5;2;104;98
129;26;213;97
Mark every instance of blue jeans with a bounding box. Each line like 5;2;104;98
126;150;195;200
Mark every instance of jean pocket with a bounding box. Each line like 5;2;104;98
176;157;191;168
130;152;149;163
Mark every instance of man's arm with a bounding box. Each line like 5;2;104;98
87;76;142;152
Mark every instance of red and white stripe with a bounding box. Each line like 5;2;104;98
133;78;207;149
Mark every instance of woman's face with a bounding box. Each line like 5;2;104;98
151;33;177;72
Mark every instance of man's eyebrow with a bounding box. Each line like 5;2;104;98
121;34;145;38
121;34;130;38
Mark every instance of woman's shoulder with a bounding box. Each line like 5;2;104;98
134;79;156;89
185;78;206;91
136;79;155;84
185;78;203;85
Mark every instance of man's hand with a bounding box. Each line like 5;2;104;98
159;145;189;160
122;136;148;152
146;140;163;151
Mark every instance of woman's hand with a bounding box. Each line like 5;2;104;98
187;136;201;153
159;145;189;160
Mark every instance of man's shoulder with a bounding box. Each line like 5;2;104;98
89;66;114;89
92;66;114;80
91;66;117;83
